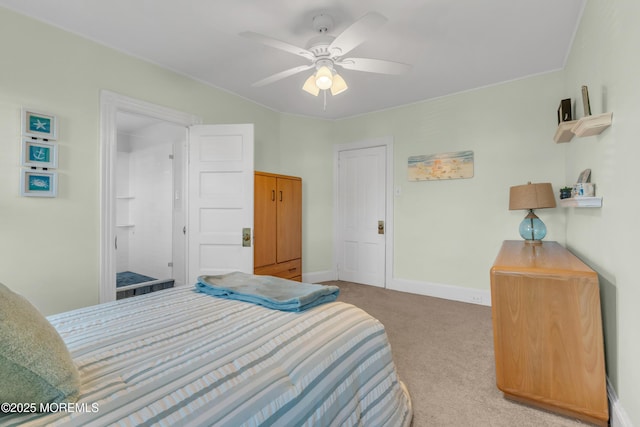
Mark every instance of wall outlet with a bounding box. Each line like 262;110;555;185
470;295;483;305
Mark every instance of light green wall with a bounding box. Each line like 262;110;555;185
333;74;567;288
0;8;282;314
275;114;334;273
1;2;638;422
561;0;640;423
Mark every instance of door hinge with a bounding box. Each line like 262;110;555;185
169;154;174;159
168;262;173;267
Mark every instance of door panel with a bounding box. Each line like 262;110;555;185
338;146;386;287
188;124;254;284
254;174;277;268
276;177;302;263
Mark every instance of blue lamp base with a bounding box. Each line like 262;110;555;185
519;209;547;245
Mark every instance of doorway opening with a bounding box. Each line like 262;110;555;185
100;91;201;303
114;112;187;299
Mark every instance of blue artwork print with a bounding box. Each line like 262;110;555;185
28;175;51;192
29;145;50;163
29;115;51;134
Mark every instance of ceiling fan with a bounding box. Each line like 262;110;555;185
240;12;412;97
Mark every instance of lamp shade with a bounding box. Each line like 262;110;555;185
330;73;348;95
509;182;556;210
509;182;556;244
314;66;333;90
302;74;320;96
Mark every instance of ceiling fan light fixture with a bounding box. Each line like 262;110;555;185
302;74;320;96
243;11;412;104
314;65;333;90
330;73;348;95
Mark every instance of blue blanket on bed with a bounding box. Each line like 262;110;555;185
195;272;339;312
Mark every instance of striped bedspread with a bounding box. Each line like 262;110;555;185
1;286;412;426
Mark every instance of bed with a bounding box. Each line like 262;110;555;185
116;271;175;300
0;279;412;426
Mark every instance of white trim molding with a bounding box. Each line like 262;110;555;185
307;267;492;306
303;270;337;284
389;277;492;306
99;90;201;304
608;378;634;427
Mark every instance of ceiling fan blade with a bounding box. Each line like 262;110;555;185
252;64;314;87
328;12;388;57
336;57;412;75
239;31;315;60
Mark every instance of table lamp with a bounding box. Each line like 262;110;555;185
509;182;556;244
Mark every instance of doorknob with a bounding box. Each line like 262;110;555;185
378;220;385;235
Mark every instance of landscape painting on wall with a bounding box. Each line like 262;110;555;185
408;150;474;181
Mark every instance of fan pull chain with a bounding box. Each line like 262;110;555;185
323;90;327;111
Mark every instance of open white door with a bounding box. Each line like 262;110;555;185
187;124;254;284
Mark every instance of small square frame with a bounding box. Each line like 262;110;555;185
21;138;58;169
557;98;572;124
20;169;58;197
22;108;58;140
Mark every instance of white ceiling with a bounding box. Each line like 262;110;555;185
0;0;586;120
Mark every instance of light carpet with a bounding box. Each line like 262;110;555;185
327;280;589;427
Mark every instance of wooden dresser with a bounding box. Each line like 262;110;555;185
253;172;302;281
490;240;608;426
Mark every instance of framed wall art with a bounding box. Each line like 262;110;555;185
21;138;58;169
22;108;58;140
20;169;58;197
408;150;474;181
557;98;572;124
581;86;592;117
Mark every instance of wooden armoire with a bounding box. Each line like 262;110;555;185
253;171;302;281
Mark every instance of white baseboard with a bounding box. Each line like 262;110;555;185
303;270;336;284
608;378;634;427
305;270;492;306
389;277;492;306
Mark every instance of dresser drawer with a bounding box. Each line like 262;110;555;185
254;259;301;280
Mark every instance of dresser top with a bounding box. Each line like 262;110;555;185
491;240;596;276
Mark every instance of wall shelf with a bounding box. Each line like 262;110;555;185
572;112;613;137
559;196;602;208
554;112;612;143
554;120;578;142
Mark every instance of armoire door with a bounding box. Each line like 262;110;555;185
254;173;277;268
276;177;302;263
254;172;302;281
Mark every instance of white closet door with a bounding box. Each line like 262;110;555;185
187;124;254;284
337;145;386;287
